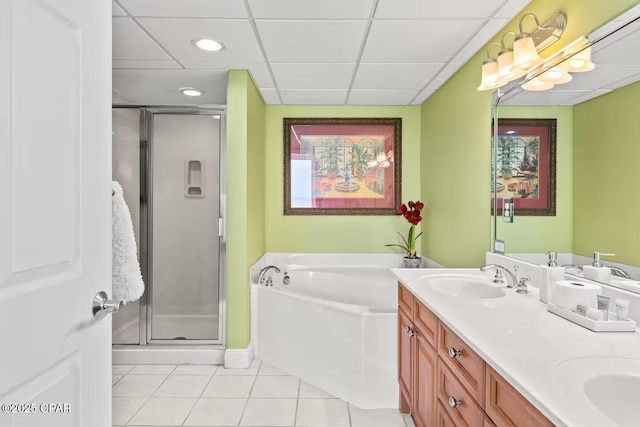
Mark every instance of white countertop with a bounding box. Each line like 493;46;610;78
392;268;640;427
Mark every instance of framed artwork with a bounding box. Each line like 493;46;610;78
492;118;557;216
284;117;402;215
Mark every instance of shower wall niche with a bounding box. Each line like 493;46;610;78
112;108;225;346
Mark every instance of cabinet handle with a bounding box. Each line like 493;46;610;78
448;347;462;358
404;325;417;337
448;396;462;408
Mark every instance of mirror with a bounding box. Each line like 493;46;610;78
492;5;640;292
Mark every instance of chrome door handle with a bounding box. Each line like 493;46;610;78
92;291;123;321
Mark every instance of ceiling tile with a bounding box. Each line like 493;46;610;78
112;1;127;16
561;90;612;106
113;18;173;60
563;65;640;91
602;72;640;90
112;69;228;105
425;63;462;89
353;63;443;89
375;0;505;19
592;26;640;64
248;0;374;19
500;90;592;106
260;88;281;104
280;89;347;104
137;18;262;62
362;19;484;63
412;88;436;105
181;61;274;88
271;63;355;89
118;0;247;18
348;89;418;105
256;20;367;62
492;0;532;19
450;18;508;64
113;59;181;69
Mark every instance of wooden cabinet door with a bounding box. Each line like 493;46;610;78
413;335;437;427
436;401;458;427
399;308;414;413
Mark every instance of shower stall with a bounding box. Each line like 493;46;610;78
111;107;226;363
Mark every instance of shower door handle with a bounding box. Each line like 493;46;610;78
92;291;123;321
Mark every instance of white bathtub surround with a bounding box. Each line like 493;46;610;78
224;342;254;369
251;253;414;409
112;180;145;303
393;268;640;427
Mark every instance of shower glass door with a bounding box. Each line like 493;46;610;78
111;107;224;346
149;112;222;342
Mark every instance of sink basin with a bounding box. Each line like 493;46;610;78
421;275;506;299
584;375;640;427
553;357;640;427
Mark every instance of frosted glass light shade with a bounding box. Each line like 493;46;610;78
538;66;572;84
522;77;554;91
477;59;507;91
558;46;595;72
499;49;527;80
514;34;543;69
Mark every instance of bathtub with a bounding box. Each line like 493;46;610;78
254;261;399;409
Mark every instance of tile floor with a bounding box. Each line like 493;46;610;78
112;359;416;427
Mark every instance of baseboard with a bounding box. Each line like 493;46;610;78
112;345;225;365
224;342;254;369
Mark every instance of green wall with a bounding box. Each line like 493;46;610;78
264;105;422;254
496;106;573;253
226;70;265;349
420;0;638;267
573;81;640;266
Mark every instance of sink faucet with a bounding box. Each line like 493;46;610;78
480;264;517;288
610;266;632;279
257;265;281;286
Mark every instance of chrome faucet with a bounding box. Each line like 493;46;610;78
258;265;281;286
480;264;517;288
610;266;632;279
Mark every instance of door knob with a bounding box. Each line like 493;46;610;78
92;291;123;321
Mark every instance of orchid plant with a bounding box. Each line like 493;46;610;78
385;200;424;259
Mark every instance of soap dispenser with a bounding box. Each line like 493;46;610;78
540;251;564;303
582;252;613;283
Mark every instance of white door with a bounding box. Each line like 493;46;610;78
0;0;112;425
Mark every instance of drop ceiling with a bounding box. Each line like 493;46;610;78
112;0;532;105
500;5;640;106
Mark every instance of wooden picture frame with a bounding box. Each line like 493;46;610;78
284;117;402;215
492;118;557;216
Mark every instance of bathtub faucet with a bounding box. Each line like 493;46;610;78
258;265;281;286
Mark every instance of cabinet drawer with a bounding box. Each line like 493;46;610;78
399;283;414;317
437;362;484;427
484;366;553;427
484;418;496;427
414;299;439;347
436;401;457;427
438;324;485;404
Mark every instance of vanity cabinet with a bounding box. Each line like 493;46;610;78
398;283;553;427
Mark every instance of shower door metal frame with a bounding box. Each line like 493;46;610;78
113;105;227;347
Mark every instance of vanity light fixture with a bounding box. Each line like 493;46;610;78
179;87;203;97
538;65;573;84
477;44;509;91
477;12;567;92
558;46;595;72
193;38;224;52
522;76;554;91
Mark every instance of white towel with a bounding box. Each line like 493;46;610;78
112;181;145;303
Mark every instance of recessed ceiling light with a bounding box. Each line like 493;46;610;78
179;87;203;97
505;130;517;134
193;38;224;52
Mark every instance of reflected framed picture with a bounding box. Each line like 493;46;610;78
284;117;402;215
492;118;557;216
